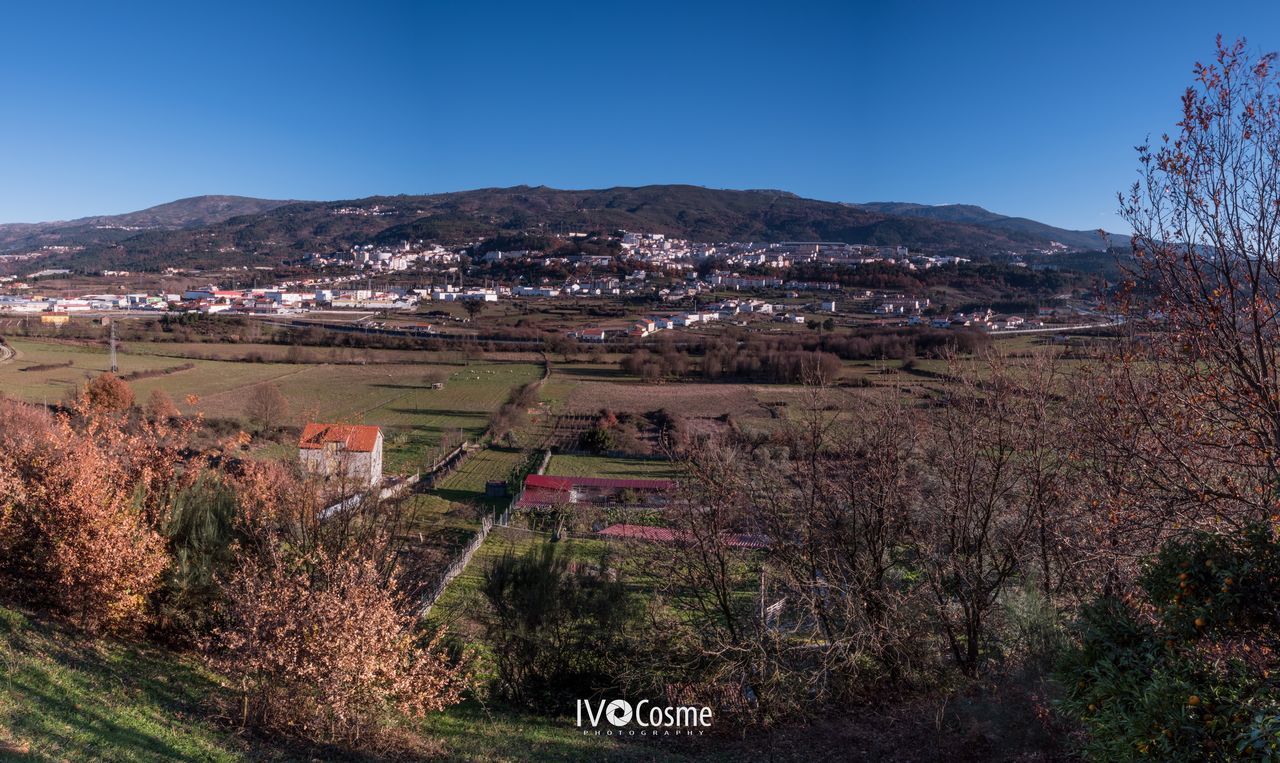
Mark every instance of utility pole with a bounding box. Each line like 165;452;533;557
109;320;118;373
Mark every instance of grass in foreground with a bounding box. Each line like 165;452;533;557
423;701;704;762
0;606;250;762
0;604;701;763
0;602;1059;762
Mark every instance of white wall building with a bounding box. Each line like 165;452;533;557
298;423;384;487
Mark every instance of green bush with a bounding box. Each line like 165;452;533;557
154;473;238;640
1057;526;1280;760
578;426;615;454
479;541;640;709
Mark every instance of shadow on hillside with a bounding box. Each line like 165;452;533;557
386;408;488;422
0;606;423;762
0;609;265;761
548;365;634;380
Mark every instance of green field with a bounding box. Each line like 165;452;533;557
545;453;682;480
408;446;536;532
0;337;286;403
408;367;558;529
426;528;619;632
0;338;542;473
126;340;444;364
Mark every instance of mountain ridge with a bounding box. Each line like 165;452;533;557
0;186;1128;271
850;201;1128;251
0;195;297;253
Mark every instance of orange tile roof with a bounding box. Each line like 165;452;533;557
298;423;382;453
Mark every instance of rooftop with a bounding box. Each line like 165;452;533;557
523;474;677;492
298;423;382;453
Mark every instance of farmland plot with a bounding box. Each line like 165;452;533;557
0;338;543;473
0;338;287;401
545;453;682;480
566;380;771;418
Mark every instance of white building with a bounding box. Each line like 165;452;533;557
513;286;561;298
298;423;384;487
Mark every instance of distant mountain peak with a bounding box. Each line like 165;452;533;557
79;195;299;228
851;201;1124;251
0;196;297;254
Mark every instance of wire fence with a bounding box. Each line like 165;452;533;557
417;515;494;617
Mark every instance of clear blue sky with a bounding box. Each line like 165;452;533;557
2;0;1278;231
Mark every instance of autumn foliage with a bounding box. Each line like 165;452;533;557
220;553;469;744
0;373;469;752
79;372;135;414
0;395;171;633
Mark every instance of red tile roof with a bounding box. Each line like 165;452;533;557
515;474;678;509
597;524;679;543
523;474;574;492
596;523;769;549
524;474;677;491
298;423;382;453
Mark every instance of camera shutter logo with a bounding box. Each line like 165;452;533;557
605;699;633;726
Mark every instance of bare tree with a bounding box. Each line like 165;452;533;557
422;367;449;387
145;389;180;422
644;384;934;720
1118;37;1280;530
245;383;289;434
918;354;1034;676
642;440;778;719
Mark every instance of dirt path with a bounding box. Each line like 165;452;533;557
0;340;14;365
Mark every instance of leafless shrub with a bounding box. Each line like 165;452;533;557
219;551;470;747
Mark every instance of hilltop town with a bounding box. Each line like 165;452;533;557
0;227;1115;350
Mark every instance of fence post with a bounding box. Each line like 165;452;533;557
418;514;497;617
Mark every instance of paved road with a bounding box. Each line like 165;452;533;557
990;319;1125;336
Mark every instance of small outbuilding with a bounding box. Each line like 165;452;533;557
514;474;676;510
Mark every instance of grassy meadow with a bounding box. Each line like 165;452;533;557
0;337;542;473
544;453;682;480
0;604;711;762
